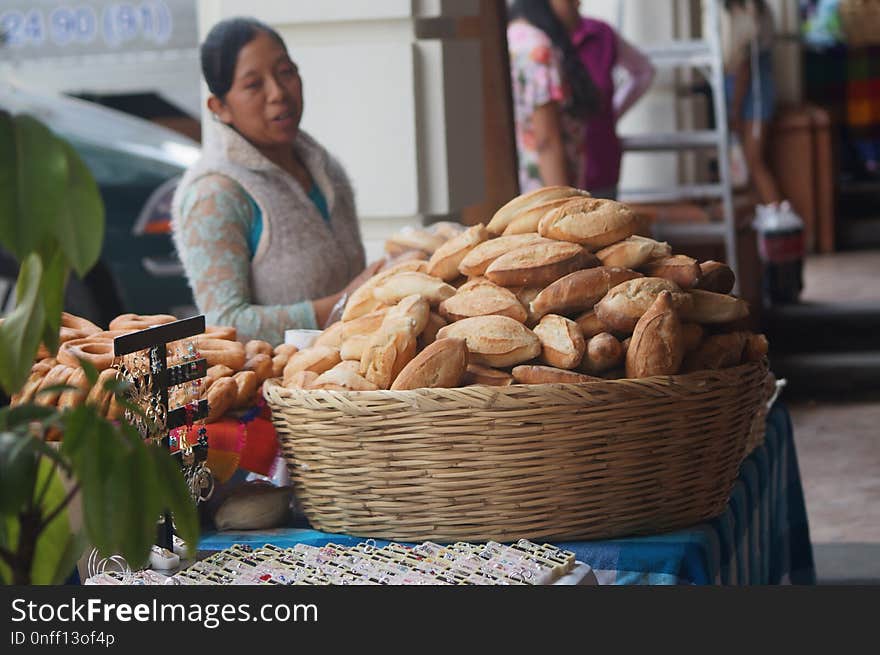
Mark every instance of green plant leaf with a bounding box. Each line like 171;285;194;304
79;359;99;387
0;433;38;515
38;246;69;356
59;404;99;462
109;444;162;568
0;253;45;394
0;404;57;430
0;112;18;257
0;515;17;584
75;420;119;551
57;140;104;276
30;458;84;585
0;115;68;259
148;445;199;558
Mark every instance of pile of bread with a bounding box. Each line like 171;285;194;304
10;313;295;424
281;186;768;392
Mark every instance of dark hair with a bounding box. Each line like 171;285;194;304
508;0;599;118
200;17;287;98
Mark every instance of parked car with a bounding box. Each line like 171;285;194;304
0;81;200;327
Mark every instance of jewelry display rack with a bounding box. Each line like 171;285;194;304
112;315;210;552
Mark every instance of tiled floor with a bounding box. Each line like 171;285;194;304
786;249;880;583
801;250;880;304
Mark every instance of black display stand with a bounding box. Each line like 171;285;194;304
112;315;210;552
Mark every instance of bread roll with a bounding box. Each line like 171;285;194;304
204;364;235;393
272;351;293;378
244;339;274;359
312;361;379;391
512;287;543;326
462;364;514;387
680;289;750;324
695;261;736;294
372;272;456;306
511;365;602;385
34;364;75;407
530;266;643;319
681;323;705;353
439;282;528;323
342;260;425;320
340;334;370;361
625;291;685;378
283;346;341;383
418;312;448;350
342;307;389;341
284;370;319;390
13;367;51;406
487;186;589;235
744;333;769;362
436;315;541;368
533;314;586;370
385;227;445;256
485;241;596;288
641;255;702;289
580;332;624;374
458;233;550;277
86;368;117;417
232;370;259;409
57;368;89;410
390;338;469;390
682;332;748;372
538;197;638;249
273;343;298;358
206;377;238;422
313;321;345;349
384;294;431;335
502;196;581;235
426;223;489;281
359;324;418;389
594;277;693;333
595;235;671;269
574;310;613;339
244;353;274;383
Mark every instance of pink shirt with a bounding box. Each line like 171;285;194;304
572;17;621;192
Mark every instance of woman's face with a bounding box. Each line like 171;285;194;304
211;30;303;149
550;0;582;29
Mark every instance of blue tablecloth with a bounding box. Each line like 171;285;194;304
200;403;816;585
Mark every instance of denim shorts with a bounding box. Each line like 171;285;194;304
725;51;776;123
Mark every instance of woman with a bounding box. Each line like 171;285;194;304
172;17;379;344
507;0;599;193
722;0;783;206
548;0;656;199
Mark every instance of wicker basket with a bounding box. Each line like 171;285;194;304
264;360;770;543
840;0;880;46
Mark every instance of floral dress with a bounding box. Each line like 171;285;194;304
508;20;586;193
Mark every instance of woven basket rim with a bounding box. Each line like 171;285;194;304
263;360;767;401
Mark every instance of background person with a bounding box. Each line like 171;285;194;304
507;0;600;193
722;0;783;206
548;0;656;199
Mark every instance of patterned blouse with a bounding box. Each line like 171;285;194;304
176;175;319;344
508;20;586;193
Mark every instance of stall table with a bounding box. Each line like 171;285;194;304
199;403;815;585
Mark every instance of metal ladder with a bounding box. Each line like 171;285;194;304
617;0;739;290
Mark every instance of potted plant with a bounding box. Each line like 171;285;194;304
0;111;198;585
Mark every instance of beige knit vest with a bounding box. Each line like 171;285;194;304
172;121;366;306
